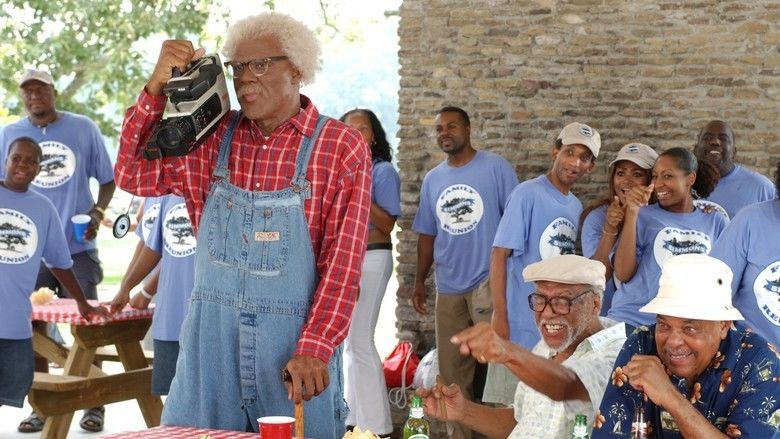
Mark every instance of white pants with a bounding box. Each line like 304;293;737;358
343;249;393;435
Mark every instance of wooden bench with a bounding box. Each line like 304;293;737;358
94;346;154;365
31;372;90;392
29;367;155;417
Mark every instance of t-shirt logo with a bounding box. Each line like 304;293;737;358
33;141;76;189
653;227;712;268
0;208;38;264
539;217;577;258
753;261;780;327
163;203;196;257
436;184;484;236
140;202;161;243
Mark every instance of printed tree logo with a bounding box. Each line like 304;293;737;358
609;402;627;434
441;197;475;223
0;222;31;252
40;154;66;176
166;216;193;244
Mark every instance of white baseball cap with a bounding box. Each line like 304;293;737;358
557;122;601;158
523;254;606;291
19;69;55;88
609;142;658;169
640;254;744;321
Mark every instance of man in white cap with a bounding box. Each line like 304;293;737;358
486;122;600;404
592;254;780;438
417;255;627;438
0;69;115;433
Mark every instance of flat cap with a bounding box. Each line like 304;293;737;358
522;254;606;290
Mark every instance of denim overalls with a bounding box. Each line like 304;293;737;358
162;113;346;437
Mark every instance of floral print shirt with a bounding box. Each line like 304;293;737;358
592;324;780;438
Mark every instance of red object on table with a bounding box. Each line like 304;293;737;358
101;425;257;438
31;298;154;325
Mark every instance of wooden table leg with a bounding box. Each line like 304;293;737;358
38;343;97;439
116;339;163;426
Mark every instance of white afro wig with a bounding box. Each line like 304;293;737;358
223;12;321;85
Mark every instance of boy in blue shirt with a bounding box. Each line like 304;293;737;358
0;137;109;409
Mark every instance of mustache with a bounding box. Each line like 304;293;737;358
237;84;262;98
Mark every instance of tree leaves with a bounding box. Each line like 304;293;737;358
0;0;224;137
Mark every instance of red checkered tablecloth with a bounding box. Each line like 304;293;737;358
31;298;154;326
100;425;257;438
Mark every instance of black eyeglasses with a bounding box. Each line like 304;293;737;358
527;290;593;315
223;56;288;77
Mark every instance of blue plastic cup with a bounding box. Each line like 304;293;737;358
71;214;92;243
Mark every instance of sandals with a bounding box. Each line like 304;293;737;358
79;406;105;432
17;412;44;433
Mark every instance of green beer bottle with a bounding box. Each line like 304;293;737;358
571;414;589;438
403;395;430;439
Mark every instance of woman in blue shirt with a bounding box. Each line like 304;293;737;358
580;143;658;316
609;147;728;326
339;109;400;437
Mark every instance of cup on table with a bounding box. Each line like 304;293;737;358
258;416;295;438
71;214;92;243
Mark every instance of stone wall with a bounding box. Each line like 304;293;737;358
393;0;780;353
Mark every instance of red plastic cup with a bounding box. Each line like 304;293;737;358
258;416;295;439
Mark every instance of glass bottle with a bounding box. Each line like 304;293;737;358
630;405;648;439
403;395;430;439
571;414;589;438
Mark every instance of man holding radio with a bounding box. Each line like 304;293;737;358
114;12;371;436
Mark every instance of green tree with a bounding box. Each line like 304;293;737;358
0;0;228;137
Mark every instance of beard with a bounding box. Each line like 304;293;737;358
540;308;590;355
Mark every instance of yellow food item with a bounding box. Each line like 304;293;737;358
30;287;55;305
342;426;380;439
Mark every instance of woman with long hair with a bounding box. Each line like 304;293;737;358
710;160;780;346
338;108;398;437
608;147;728;326
580;142;658;316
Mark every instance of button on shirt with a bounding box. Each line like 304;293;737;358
593;325;780;438
114;90;372;362
509;319;627;438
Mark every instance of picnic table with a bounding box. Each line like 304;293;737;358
29;298;162;439
101;425;257;438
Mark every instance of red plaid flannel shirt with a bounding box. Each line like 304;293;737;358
114;90;371;362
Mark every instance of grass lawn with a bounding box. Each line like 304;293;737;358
96;226;140;287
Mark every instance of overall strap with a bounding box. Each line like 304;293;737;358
291;115;329;191
213;112;242;179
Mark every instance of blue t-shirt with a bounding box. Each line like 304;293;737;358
493;174;583;348
0;113;115;255
412;150;518;293
136;197;163;243
593;325;780;438
710;200;780;346
0;185;72;339
608;204;728;326
146;195;196;341
581;204;619;317
370;160;401;230
703;164;775;220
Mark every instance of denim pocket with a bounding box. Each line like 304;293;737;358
206;195;240;267
247;206;292;277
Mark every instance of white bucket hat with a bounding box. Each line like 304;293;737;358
640;254;744;321
557;122;601;158
609;142;658;170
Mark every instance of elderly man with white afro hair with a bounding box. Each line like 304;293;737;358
223;12;321;85
114;9;372;438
